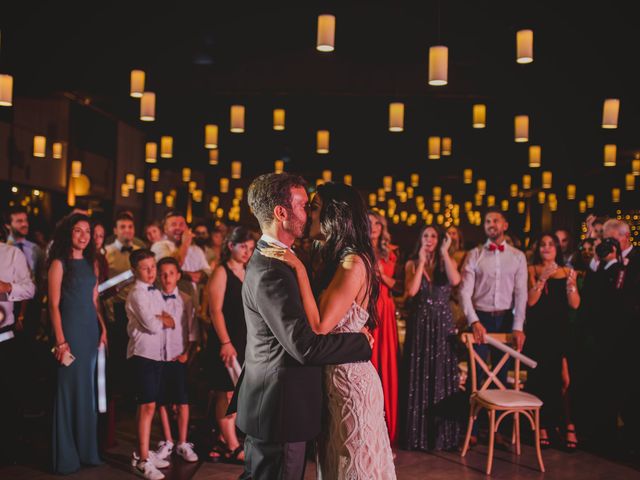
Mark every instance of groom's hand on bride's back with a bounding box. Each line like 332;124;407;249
360;327;374;349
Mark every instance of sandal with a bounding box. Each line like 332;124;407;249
208;440;229;463
223;445;245;465
565;428;578;453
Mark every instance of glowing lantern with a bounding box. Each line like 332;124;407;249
316;14;336;52
205;125;219;148
317;130;330;154
230;105;245;133
140;92;156;121
516;29;534;64
209;149;219;165
514;115;529;142
33;136;46;158
473;104;486;128
273;109;285;131
231;161;242;179
428;46;448;86
161;136;173;158
602;99;620;129
389;103;404;132
130;70;145;98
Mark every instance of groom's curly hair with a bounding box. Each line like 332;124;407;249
248;173;307;228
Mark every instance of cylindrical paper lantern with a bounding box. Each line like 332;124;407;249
317;130;330;154
161;136;173;158
538;191;546;204
626;174;635;191
396;181;405;195
121;184;130;198
542;171;552;189
410;173;419;187
220;177;229;193
632;158;640;176
383;176;392;192
150;168;160;182
230;105;245;133
273;109;285;131
33;136;46;157
516;29;534;64
166;195;175;208
514;115;529;142
441;137;452;156
487;195;496;207
136;178;145;193
501;200;509;211
205;124;219;148
377;188;385;201
125;173;135;189
322;170;332;182
316;14;336;52
473;104;486;128
344;174;352;186
602;99;620;129
612;188;621;203
586;194;595;208
604;144;616;167
406;186;414;199
130;70;145;98
428;46;448;86
579;200;587;213
154;191;163;204
432;186;442;201
477;179;486;195
510;184;518;197
274;160;284;174
567;184;576;200
463;169;473;184
517;201;526;214
0;74;14;106
140;92;155;121
71;160;82;178
145;142;157;163
182;167;191;182
231;161;242;179
522;174;531;190
208;149;219;165
475;193;483;206
235;187;244;199
529;145;541;168
389;103;404;132
428;136;441;159
53;142;63;159
433;202;441;213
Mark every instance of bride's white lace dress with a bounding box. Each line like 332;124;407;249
317;303;396;480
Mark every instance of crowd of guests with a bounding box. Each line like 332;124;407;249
0;198;638;478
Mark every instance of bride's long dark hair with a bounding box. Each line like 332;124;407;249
314;182;379;330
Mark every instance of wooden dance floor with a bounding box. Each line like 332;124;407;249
3;422;640;480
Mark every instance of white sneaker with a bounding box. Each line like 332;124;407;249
131;451;170;469
155;440;174;461
134;459;165;480
176;442;199;462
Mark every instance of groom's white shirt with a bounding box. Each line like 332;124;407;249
260;234;290;250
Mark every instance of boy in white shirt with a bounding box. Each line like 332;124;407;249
125;249;174;480
153;256;199;463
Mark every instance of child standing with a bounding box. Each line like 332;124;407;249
153;257;199;463
126;249;173;480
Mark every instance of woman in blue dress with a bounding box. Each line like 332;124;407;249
48;213;107;474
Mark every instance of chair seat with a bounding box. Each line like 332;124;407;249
475;390;543;408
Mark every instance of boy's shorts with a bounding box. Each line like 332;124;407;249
130;355;164;404
160;360;189;405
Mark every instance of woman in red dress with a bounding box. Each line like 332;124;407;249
368;210;399;443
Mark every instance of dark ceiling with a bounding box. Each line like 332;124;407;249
1;1;639;207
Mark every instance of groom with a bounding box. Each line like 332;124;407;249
235;173;373;480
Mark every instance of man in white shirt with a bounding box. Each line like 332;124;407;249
459;208;528;444
460;208;528;349
0;231;36;465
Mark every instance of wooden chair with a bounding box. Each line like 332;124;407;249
460;332;545;475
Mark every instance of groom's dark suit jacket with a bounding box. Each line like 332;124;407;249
235;240;372;443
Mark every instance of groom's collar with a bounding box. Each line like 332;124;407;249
260;234;290;249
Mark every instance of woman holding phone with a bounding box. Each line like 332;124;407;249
48;213;107;474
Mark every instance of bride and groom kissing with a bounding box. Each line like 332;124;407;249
232;173;396;479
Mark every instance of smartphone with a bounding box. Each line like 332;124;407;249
51;347;76;367
62;351;76;367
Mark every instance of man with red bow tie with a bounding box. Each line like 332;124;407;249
459;207;528;445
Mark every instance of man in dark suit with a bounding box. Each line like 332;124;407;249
235;173;373;480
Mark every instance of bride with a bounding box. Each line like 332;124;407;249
262;182;396;479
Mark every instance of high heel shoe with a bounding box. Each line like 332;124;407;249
564;428;578;453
